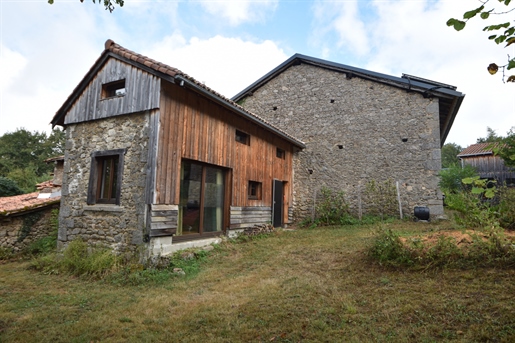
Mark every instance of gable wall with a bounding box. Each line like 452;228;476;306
240;63;444;220
64;58;160;125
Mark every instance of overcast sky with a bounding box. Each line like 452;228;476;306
1;0;514;148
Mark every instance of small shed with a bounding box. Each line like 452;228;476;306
458;143;515;186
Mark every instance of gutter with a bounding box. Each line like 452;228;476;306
174;75;306;149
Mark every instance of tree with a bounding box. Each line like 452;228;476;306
476;126;503;143
493;127;515;167
0;128;65;193
47;0;124;12
0;177;24;197
441;143;463;168
447;0;515;83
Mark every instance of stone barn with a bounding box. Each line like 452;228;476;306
232;54;465;219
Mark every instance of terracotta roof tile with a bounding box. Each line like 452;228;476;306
0;192;60;216
458;142;499;157
103;40;305;147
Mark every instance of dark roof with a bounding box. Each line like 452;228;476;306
232;53;465;146
458;142;498;157
51;40;305;149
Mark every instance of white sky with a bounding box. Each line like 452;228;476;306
0;0;514;148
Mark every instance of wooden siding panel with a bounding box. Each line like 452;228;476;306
64;58;160;125
156;81;295;213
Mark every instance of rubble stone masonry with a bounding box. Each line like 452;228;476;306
58;112;150;254
240;64;443;220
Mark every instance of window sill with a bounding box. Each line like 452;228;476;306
83;204;124;212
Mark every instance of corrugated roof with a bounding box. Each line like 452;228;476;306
458;142;499;157
51;40;305;149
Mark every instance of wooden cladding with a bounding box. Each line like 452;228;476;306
64;58;160;125
155;81;294;210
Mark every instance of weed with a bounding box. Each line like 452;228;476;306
0;246;14;260
367;227;415;267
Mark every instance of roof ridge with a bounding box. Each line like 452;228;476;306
103;39;304;147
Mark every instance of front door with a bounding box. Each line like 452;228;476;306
272;179;283;227
179;160;225;237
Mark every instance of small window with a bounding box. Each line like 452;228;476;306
87;149;126;205
101;79;126;99
248;181;262;200
276;148;285;159
235;130;250;145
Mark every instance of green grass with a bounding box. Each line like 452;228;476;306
1;221;514;342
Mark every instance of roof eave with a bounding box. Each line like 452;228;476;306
175;75;305;149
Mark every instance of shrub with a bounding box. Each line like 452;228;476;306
367;227;415;267
498;187;515;230
0;176;23;197
314;186;350;226
439;164;478;194
363;179;398;219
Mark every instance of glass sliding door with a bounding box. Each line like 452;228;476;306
179;160;225;237
203;167;224;233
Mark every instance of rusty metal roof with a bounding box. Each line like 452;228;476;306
51;40;305;149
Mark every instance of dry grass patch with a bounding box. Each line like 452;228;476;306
1;222;515;342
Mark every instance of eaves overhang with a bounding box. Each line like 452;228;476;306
232;53;466;147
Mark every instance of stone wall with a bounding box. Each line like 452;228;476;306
240;64;443;220
0;206;58;253
58;111;151;254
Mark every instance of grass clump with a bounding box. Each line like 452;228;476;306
30;239;120;279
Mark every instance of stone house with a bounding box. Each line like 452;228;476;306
458;143;515;186
51;40;305;256
232;54;465;219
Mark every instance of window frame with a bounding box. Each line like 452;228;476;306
248;180;262;200
276;147;286;159
87;149;126;205
235;130;250;145
101;79;126;99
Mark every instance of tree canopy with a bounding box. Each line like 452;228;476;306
476;126;503;143
447;0;515;82
493;127;515;168
0;128;65;194
441;143;463;168
47;0;124;12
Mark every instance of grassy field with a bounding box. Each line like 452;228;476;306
1;220;514;342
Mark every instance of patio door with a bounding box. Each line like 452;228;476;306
178;160;225;237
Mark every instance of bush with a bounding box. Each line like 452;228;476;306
363;179;399;219
314;186;350;226
0;176;24;197
367;227;415;267
439;164;478;194
498;187;515;230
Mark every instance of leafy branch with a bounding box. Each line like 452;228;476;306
447;0;515;82
48;0;124;13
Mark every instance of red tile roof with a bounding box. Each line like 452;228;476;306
0;192;60;216
458;143;499;157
